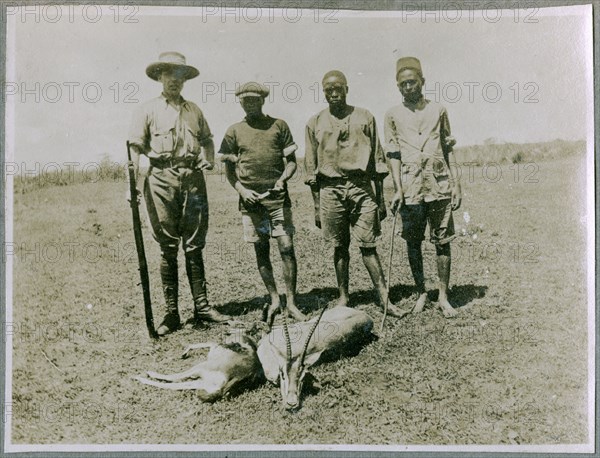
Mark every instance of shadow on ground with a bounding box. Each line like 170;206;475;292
218;283;429;317
427;284;488;308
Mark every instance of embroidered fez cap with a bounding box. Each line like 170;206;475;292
146;52;199;81
236;81;270;98
396;57;422;78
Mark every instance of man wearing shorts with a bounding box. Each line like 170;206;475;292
305;70;405;318
221;82;306;326
385;57;462;318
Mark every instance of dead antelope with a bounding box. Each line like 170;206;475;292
257;306;374;411
134;333;262;402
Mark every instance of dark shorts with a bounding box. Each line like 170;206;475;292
319;177;380;248
241;205;295;243
400;199;455;245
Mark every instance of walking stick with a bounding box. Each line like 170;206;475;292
126;141;158;339
380;210;398;334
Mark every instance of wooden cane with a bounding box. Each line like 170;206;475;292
380;210;398;334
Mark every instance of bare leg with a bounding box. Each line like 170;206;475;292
254;239;281;325
361;247;408;318
407;241;428;312
277;235;306;321
334;245;350;307
436;243;457;318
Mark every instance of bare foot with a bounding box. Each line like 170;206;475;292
412;292;428;313
438;299;458;318
263;301;281;328
287;303;307;321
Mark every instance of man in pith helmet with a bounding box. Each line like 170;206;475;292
128;52;231;336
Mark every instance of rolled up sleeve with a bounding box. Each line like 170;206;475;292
195;109;213;147
128;105;150;153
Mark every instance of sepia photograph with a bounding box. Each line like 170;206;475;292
2;1;595;454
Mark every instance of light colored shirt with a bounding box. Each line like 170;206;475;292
304;106;388;182
384;98;453;204
129;94;212;159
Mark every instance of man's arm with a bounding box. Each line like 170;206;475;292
304;120;321;228
127;105;150;201
440;109;461;211
220;130;260;206
224;161;261;206
369;115;389;221
304;120;318;186
273;123;298;191
383;112;404;214
197;138;215;171
273;152;297;191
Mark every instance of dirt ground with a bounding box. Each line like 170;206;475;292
9;154;590;446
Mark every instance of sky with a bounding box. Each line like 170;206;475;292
5;4;593;166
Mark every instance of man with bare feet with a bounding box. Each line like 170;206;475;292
305;70;406;318
385;57;462;318
221;82;306;327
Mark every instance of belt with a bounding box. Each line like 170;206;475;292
149;157;198;169
318;173;370;186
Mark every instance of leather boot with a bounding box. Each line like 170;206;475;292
157;251;180;336
186;251;231;323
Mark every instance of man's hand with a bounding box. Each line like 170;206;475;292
196;158;214;171
451;182;462;211
378;200;387;222
390;190;405;214
126;188;141;204
220;154;239;164
239;186;261;206
272;179;285;194
304;176;317;187
444;136;457;149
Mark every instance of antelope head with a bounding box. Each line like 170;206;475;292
278;307;328;411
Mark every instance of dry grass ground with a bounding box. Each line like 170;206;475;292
10;151;589;445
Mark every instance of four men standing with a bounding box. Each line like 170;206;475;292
129;53;461;337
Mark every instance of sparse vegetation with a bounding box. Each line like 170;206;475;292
10;146;588;445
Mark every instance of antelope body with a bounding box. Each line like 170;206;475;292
134;335;262;402
134;306;374;410
257;306;374;410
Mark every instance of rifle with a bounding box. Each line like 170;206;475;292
126;141;158;339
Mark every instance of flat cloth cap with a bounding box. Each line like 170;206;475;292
396;57;422;78
236;82;270;98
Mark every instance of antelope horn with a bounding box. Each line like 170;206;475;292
299;305;328;369
282;307;292;367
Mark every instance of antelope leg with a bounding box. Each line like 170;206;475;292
182;342;215;359
134;376;210;391
146;365;205;382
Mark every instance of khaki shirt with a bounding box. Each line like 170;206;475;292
384;98;452;204
129;94;212;159
304;106;388;182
